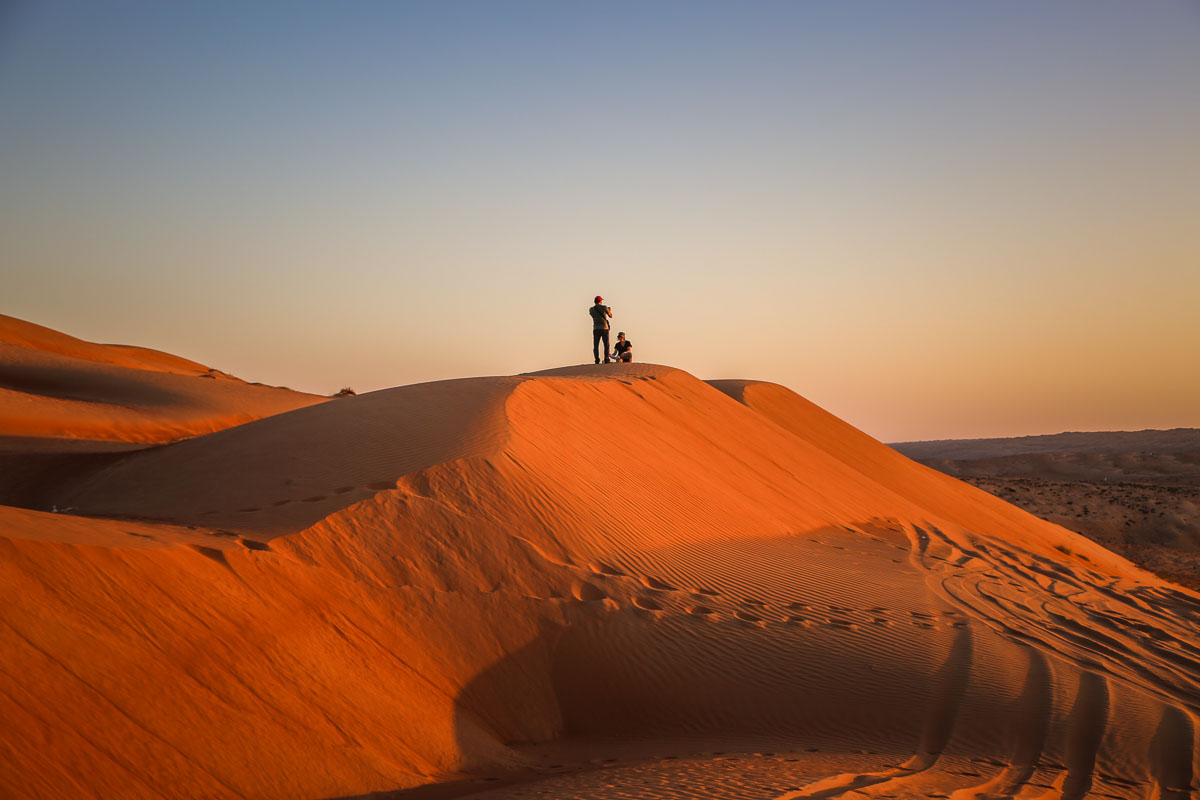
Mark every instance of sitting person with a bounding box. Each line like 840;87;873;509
612;331;633;362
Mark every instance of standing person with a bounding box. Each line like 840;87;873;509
613;331;633;362
589;295;612;364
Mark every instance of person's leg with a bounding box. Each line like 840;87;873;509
593;329;602;363
601;330;611;362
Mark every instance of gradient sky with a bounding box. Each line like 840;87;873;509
3;1;1197;442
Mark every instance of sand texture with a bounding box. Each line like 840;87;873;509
2;354;1198;799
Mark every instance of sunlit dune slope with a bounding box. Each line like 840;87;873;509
707;379;1137;574
0;314;324;443
2;364;1198;800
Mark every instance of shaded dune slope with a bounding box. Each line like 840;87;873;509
0;314;324;444
2;366;1198;799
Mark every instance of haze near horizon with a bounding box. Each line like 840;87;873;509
2;0;1197;441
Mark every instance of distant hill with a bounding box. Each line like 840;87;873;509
891;428;1200;461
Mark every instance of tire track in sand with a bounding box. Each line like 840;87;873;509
948;644;1052;799
1148;705;1195;800
1030;669;1109;800
774;623;973;799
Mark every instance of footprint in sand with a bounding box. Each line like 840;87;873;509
571;580;607;602
271;499;291;507
639;575;677;591
589;561;627;577
333;486;354;494
510;536;575;568
190;545;228;565
689;606;715;616
365;481;395;491
237;507;261;513
301;495;326;503
826;620;861;631
734;610;763;623
692;587;721;597
633;596;663;611
239;538;270;551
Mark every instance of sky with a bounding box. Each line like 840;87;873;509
2;1;1198;442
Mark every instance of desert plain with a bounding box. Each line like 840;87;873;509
1;313;1197;800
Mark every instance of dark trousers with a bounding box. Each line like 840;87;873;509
592;329;610;363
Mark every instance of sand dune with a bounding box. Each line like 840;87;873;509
2;355;1198;799
0;314;324;444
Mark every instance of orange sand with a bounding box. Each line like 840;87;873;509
0;314;324;443
1;332;1197;799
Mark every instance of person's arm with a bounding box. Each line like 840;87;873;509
606;307;613;318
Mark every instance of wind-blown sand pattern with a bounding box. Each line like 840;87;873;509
2;354;1197;798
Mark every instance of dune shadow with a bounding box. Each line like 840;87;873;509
0;361;185;407
321;631;567;800
0;438;143;509
323;776;516;800
327;589;948;798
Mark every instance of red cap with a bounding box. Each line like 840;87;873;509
594;295;603;303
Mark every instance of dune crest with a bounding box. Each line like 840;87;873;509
2;359;1197;799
